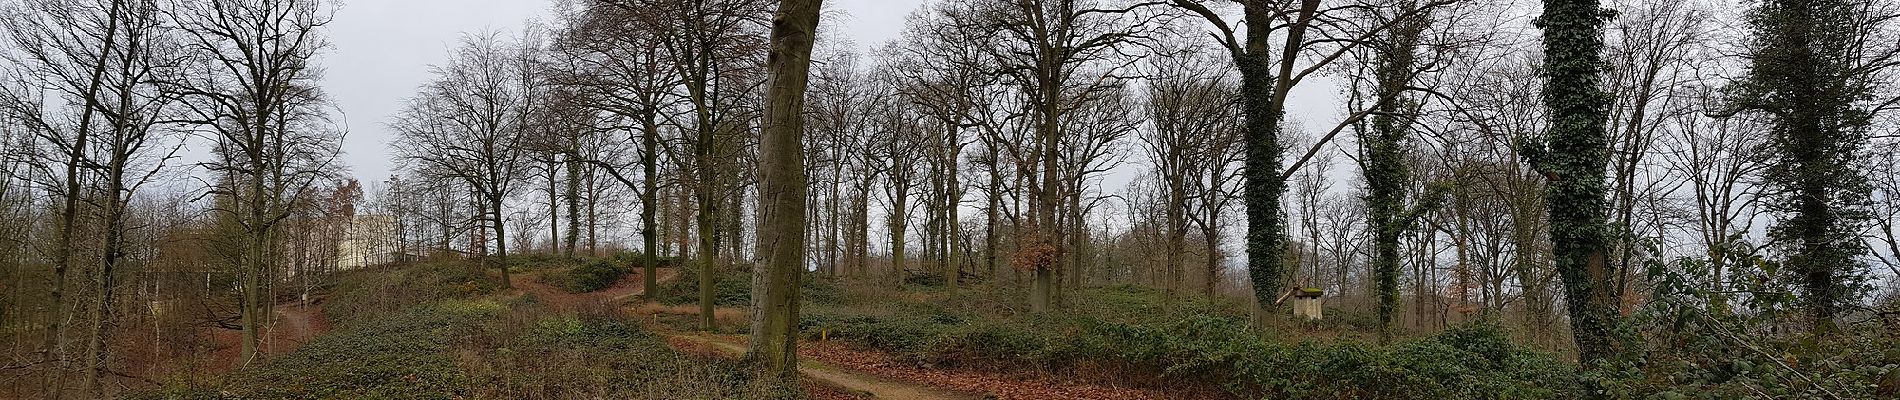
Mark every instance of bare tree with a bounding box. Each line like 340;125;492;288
1141;35;1238;296
392;32;538;289
169;0;339;368
982;0;1153;311
0;0;132;384
550;0;684;294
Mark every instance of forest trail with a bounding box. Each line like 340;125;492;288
669;333;982;400
509;267;978;399
510;267;676;312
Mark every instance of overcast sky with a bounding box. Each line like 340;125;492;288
326;0;929;185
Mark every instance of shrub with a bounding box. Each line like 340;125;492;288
146;301;504;400
460;308;774;399
802;276;846;306
607;250;679;268
539;259;631;293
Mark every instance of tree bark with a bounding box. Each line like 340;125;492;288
748;0;823;386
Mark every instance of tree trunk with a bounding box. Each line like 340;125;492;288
492;195;512;288
548;158;561;255
1532;0;1620;368
47;1;127;386
747;0;823;385
1234;0;1318;314
642;115;661;298
565;152;582;258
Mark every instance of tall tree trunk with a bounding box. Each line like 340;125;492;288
985;159;1001;282
492;195;512;288
565;153;582;258
47;2;127;387
1364;3;1422;338
1531;0;1620;367
548;158;560;254
642;115;660;299
748;0;822;385
1234;0;1319;314
891;190;909;284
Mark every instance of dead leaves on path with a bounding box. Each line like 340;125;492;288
800;341;1214;400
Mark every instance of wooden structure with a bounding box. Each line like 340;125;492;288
1292;288;1324;321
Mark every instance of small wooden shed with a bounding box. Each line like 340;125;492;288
1292;288;1324;321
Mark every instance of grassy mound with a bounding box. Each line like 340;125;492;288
139;262;779;399
801;283;1580;399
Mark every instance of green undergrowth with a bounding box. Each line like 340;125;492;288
538;259;632;293
140;261;781;400
651;263;844;307
325;261;502;326
801;282;1580;399
1617;327;1900;399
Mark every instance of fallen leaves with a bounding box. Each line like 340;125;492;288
800;340;1223;400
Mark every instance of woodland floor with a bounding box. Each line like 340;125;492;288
116;295;335;388
511;267;984;399
106;262;1229;399
505;265;1184;400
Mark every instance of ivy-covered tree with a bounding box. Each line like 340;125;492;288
1741;0;1879;334
1360;0;1430;339
1524;0;1621;366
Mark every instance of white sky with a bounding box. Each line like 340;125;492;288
326;0;930;184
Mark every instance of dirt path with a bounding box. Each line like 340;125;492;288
512;268;998;399
512;268;675;312
670;333;980;400
518;268;977;399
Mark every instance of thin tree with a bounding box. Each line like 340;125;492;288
391;32;535;289
0;0;130;383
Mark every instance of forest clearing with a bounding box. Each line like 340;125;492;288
2;0;1899;398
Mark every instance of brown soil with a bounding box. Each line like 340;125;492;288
109;298;334;395
801;340;1225;400
511;268;675;312
202;302;332;373
671;333;982;400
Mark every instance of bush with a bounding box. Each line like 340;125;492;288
652;263;750;306
457;304;776;399
141;301;504;399
539;259;630;293
607;250;679;268
802;276;846;306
